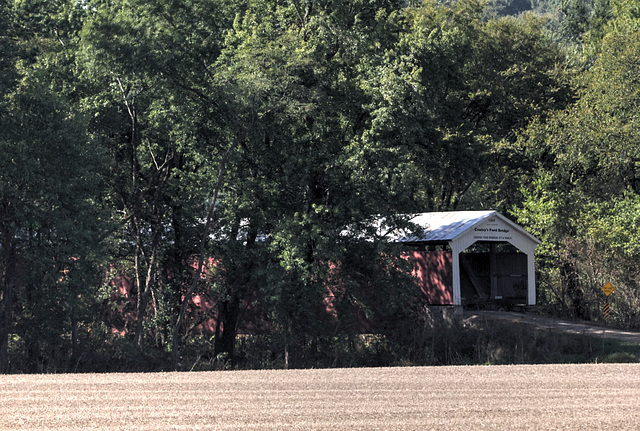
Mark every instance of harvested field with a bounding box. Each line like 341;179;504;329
2;364;640;430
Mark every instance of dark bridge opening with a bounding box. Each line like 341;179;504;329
460;241;528;307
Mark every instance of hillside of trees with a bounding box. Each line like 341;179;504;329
1;0;639;373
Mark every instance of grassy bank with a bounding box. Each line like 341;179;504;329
184;315;640;371
8;314;639;373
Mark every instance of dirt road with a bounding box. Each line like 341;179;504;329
2;365;640;430
465;310;640;343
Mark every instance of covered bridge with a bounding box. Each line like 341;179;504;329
396;211;540;309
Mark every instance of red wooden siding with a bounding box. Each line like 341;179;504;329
410;250;453;305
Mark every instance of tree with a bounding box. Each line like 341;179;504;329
164;0;421;368
0;0;18;374
514;5;640;321
77;0;235;357
358;0;570;212
0;68;105;373
0;0;107;373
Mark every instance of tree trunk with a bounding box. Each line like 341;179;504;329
171;141;236;370
214;293;242;362
212;229;258;363
0;232;15;374
0;270;11;374
133;228;161;352
561;261;588;320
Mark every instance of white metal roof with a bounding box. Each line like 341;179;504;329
394;210;540;244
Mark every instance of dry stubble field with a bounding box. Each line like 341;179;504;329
1;364;640;430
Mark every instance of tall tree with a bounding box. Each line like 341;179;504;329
77;0;236;356
0;0;18;374
515;4;640;321
0;0;107;373
359;0;570;212
166;0;419;368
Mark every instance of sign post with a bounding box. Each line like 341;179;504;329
601;283;614;320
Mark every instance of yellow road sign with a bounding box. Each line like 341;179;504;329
602;282;614;296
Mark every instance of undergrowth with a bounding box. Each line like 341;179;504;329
185;315;640;370
8;314;640;373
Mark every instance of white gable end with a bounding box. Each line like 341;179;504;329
452;212;539;257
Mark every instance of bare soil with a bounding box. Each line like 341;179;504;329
2;364;640;430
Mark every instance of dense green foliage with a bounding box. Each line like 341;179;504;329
1;0;639;373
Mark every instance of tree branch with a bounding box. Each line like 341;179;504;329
171;137;239;370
